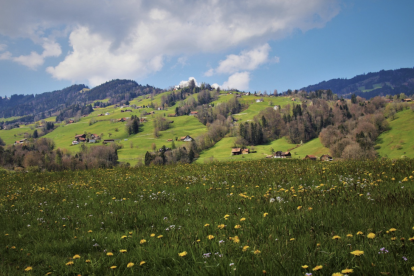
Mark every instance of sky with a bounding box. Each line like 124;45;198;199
0;0;413;97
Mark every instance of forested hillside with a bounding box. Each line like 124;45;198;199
0;80;163;119
301;67;414;98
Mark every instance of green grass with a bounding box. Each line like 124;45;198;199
1;159;414;275
376;108;414;159
290;138;330;159
0;116;23;123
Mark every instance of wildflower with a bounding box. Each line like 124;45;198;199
24;267;32;271
332;273;343;276
119;249;127;253
312;265;323;271
350;250;364;256
301;265;309;269
224;214;230;219
121;235;127;239
411;266;414;271
263;213;269;217
356;231;363;235
347;234;353;237
305;273;312;276
290;238;295;241
240;218;246;222
127;262;134;268
341;268;353;273
110;266;117;269
217;224;225;229
196;239;200;242
409;237;414;242
204;223;210;227
254;249;261;254
391;237;396;241
317;243;321;247
140;261;146;266
129;231;133;235
308;207;313;211
150;233;156;237
367;233;376;239
232;236;240;243
332;235;341;240
208;235;215;240
85;260;91;263
140;239;146;244
178;251;187;257
389;228;397;232
88;230;92;233
66;261;74;266
73;254;81;259
234;225;241;229
242;245;250;251
297;206;302;210
229;263;234;266
107;252;113;256
402;256;407;261
157;235;163;238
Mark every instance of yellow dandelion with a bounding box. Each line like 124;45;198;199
234;225;241;229
312;265;323;271
301;265;308;269
107;252;113;256
157;235;163;238
127;262;134;268
389;228;397;232
204;223;210;227
121;235;127;239
66;261;74;266
73;254;80;259
119;249;127;253
290;238;295;241
88;230;92;233
332;273;343;276
240;218;246;222
224;214;230;219
140;239;146;244
178;251;187;257
391;237;397;241
408;237;414;242
140;261;146;266
356;231;363;235
232;236;240;243
263;213;269;217
129;231;133;235
254;249;261;254
196;239;200;242
412;266;414;271
367;233;376;239
341;268;353;273
297;206;302;210
350;250;364;256
208;235;215;240
24;267;32;271
347;234;353;237
332;235;341;240
150;233;155;237
308;207;313;211
242;245;250;251
110;266;117;269
317;243;321;246
85;260;91;263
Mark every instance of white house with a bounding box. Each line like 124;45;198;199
72;141;79;145
256;99;264;103
180;135;193;142
105;112;110;116
273;106;279;111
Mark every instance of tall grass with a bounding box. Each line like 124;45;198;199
1;159;414;275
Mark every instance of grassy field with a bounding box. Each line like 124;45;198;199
376;108;414;159
1;159;414;275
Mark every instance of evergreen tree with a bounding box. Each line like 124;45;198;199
33;130;38;138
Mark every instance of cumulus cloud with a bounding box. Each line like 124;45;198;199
221;72;251;91
2;40;61;70
178;77;198;88
0;0;340;85
207;44;276;76
0;44;7;51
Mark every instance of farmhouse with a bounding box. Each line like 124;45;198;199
68;120;74;124
403;98;412;102
180;135;193;142
242;148;249;154
304;155;317;160
291;98;296;101
273;106;279;111
103;139;115;144
256;99;264;103
274;151;291;158
105;112;110;116
72;141;79;145
320;154;333;161
91;134;100;140
231;148;242;155
74;134;86;141
189;111;198;116
117;118;126;122
89;139;96;143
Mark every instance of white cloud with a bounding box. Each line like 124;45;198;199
0;44;7;51
208;44;275;75
178;77;198;88
0;51;12;60
0;0;340;85
221;72;250;91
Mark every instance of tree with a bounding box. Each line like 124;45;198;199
33;130;38;138
0;136;5;146
351;93;357;104
145;151;152;166
171;140;176;149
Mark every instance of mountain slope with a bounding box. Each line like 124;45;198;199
301;67;414;98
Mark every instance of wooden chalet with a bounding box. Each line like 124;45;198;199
74;134;86;141
403;98;412;102
304;155;317;160
242;148;249;154
180;135;193;142
189;111;198;116
117;118;126;122
274;151;291;158
320;154;333;161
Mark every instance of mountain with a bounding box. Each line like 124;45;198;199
0;80;164;119
300;67;414;98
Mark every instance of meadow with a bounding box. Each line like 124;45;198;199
1;159;414;275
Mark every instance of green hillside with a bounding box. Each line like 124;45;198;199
376;108;414;159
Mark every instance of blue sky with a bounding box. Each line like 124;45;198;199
0;0;413;97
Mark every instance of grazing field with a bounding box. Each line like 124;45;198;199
376;109;414;159
1;159;414;275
